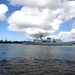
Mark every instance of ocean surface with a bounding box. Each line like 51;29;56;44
0;44;75;75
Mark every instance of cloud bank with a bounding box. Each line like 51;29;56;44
8;0;61;9
8;7;62;38
57;19;75;41
7;0;75;40
0;4;8;21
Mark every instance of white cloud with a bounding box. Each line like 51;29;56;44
7;0;75;21
69;28;75;39
71;20;75;28
0;4;8;21
59;1;75;21
8;7;62;38
8;0;61;9
7;0;75;40
58;31;69;39
50;19;62;31
57;28;75;41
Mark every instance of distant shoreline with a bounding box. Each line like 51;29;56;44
0;42;22;44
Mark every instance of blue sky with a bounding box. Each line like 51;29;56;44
0;0;75;41
0;0;24;41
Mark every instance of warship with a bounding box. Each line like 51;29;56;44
23;34;74;46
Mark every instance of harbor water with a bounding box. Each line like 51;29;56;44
0;44;75;75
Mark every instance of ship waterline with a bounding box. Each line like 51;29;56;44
23;41;74;46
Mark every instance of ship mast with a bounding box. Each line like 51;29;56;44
39;33;43;41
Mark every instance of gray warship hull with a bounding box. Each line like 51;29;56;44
23;41;74;46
